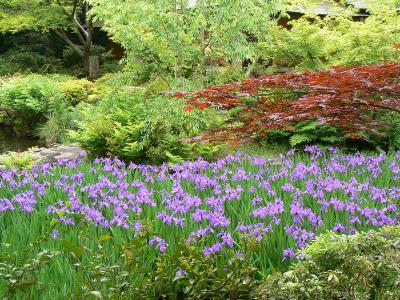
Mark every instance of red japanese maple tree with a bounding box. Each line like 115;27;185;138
178;63;400;143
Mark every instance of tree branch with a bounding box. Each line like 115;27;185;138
86;18;93;47
55;0;88;40
72;0;79;16
54;28;84;57
74;25;86;46
73;13;89;39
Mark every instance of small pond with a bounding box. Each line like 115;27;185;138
0;127;43;154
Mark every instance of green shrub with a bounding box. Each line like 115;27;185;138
0;74;87;143
69;90;223;163
205;64;246;86
263;120;346;148
256;226;400;300
0;50;62;75
82;240;258;299
0;74;63;135
143;76;170;97
0;149;40;170
57;78;95;106
93;71;142;96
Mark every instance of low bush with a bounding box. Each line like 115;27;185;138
57;78;96;106
143;76;171;97
256;226;400;300
0;148;40;170
69;90;223;164
0;74;65;135
0;72;219;159
0;74;95;143
61;232;260;300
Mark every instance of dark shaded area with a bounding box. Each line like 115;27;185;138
0;127;42;154
0;29;122;57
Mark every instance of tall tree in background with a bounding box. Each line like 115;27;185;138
89;0;284;86
0;0;96;75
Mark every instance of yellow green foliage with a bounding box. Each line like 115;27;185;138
0;148;40;170
58;79;95;106
0;0;71;33
144;77;170;97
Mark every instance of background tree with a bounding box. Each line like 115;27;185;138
89;0;284;87
264;0;400;71
0;0;96;74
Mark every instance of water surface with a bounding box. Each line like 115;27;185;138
0;127;42;154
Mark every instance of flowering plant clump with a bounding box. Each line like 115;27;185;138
0;146;399;296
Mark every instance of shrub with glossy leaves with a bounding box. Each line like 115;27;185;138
72;236;259;300
256;226;400;300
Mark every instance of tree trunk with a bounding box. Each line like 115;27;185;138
88;56;100;78
83;44;91;74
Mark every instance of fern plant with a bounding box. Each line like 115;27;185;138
70;90;224;164
289;121;345;147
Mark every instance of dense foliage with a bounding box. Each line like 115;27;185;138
1;1;399;81
69;89;223;163
1;147;399;298
0;32;63;75
265;0;400;71
256;226;400;300
0;1;400;297
0;0;99;73
0;32;118;76
88;0;282;86
182;63;400;149
87;0;400;84
0;74;94;143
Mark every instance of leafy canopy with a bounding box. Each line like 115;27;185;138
88;0;284;83
0;0;73;33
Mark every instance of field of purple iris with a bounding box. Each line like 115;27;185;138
1;146;399;292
